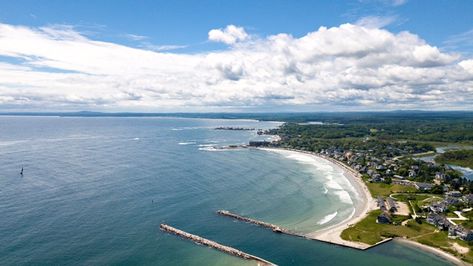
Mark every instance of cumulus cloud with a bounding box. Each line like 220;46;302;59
0;22;472;111
208;25;248;45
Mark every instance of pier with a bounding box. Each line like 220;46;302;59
160;224;276;266
217;210;392;250
217;210;292;234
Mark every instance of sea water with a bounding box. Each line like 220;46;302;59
0;116;453;265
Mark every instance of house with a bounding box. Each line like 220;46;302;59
371;173;382;182
377;212;392;224
427;213;451;230
376;165;386;171
392;179;413;186
377;196;386;211
393;175;405;180
446;191;462;198
449;225;473;241
386;197;397;213
463;194;473;205
435;172;446;182
429;202;447;213
445;197;460;206
415;182;433;191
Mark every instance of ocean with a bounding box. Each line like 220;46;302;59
0;116;453;265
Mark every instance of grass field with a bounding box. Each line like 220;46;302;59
341;210;431;244
341;210;473;263
366;183;417;198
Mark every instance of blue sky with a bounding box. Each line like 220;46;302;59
1;0;472;52
0;0;472;111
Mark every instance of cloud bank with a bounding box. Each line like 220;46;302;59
0;22;472;111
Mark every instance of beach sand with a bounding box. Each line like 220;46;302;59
394;238;468;266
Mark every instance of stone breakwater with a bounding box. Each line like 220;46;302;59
160;224;276;266
217;210;295;234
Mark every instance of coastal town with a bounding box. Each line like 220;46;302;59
248;121;473;264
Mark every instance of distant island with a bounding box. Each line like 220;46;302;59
214;127;255;131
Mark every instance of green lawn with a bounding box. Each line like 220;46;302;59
391;193;438;202
341;210;429;245
366;183;417;198
341;210;473;264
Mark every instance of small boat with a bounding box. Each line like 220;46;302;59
20;166;23;176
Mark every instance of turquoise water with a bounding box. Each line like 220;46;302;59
0;117;453;265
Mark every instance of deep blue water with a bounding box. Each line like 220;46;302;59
0;117;453;265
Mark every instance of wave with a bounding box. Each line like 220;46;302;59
261;148;357;206
322;185;328;194
333;190;353;204
178;142;196;145
0;140;28;146
198;147;224;152
317;211;338;225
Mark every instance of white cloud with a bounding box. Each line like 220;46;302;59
355;16;396;28
0;22;471;111
208;25;248;45
123;33;148;41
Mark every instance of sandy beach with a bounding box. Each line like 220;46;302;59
259;147;377;249
394;238;468;266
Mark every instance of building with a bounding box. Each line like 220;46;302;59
429;202;447;213
463;194;473;205
386;197;398;213
377;212;392;224
446;191;462;198
426;213;451;230
449;225;473;241
377;196;386;211
414;182;434;191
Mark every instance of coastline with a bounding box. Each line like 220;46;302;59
394;238;468;266
257;146;468;265
259;147;377;249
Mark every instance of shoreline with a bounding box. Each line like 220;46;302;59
394;238;468;266
259;147;377;249
257;146;468;265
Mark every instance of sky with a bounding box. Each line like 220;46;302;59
0;0;472;112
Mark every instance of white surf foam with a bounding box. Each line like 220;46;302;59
317;211;338;225
178;141;196;145
198;144;214;147
261;148;357;206
322;185;328;194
